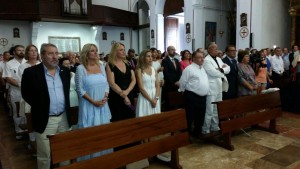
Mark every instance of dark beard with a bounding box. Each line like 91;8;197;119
16;53;24;58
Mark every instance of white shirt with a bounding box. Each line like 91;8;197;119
282;54;290;71
270;55;284;74
0;61;4;73
2;57;26;98
179;62;209;96
152;61;164;81
17;61;41;87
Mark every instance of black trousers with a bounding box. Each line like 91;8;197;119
184;90;206;136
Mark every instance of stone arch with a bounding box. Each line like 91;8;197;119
131;0;150;13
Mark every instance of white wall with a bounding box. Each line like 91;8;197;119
36;22;95;54
236;0;251;50
101;26;138;55
192;0;229;51
0;20;31;54
0;21;137;56
260;0;290;49
92;0;129;11
237;0;290;50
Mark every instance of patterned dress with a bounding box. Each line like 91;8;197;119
237;63;257;96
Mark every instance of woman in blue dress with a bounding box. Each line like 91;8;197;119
75;43;112;159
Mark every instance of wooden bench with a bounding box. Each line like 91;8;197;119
167;91;185;110
214;90;282;151
48;109;189;169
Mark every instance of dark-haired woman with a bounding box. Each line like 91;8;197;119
237;51;257;96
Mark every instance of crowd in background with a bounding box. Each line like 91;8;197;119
0;42;300;169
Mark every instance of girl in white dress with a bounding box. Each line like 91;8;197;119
135;49;160;117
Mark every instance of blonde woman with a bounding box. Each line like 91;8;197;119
106;42;136;122
75;43;112;159
135;49;160;117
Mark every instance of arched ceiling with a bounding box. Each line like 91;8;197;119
163;0;184;16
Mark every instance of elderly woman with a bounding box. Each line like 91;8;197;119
237;50;257;96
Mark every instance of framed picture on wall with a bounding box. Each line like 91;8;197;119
205;22;217;49
102;32;107;40
48;36;81;54
120;33;124;41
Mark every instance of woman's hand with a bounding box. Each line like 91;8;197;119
160;80;164;87
93;97;108;107
268;79;273;84
124;96;131;106
151;98;157;108
120;90;129;98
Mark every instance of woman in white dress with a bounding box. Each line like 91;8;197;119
135;49;160;117
150;48;164;109
17;44;40;153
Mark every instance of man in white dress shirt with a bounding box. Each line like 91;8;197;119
202;43;230;135
270;47;284;88
179;51;209;137
3;45;27;138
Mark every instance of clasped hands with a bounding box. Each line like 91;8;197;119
120;90;132;106
93;97;108;107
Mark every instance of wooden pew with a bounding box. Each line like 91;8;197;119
167;91;185;110
48;109;189;169
214;91;282;151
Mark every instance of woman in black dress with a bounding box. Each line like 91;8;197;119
106;42;136;121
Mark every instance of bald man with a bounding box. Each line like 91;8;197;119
202;43;230;136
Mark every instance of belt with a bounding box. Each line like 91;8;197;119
49;112;64;117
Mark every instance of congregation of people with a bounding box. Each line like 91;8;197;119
0;41;300;169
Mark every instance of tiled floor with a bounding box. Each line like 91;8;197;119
1;101;300;169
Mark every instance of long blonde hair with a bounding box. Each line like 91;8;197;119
136;49;151;73
80;43;99;69
108;42;127;66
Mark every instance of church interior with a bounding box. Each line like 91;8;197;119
1;0;300;169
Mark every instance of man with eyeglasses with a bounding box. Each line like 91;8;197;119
222;45;238;100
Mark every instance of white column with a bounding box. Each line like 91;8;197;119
236;0;251;50
138;8;144;51
156;14;164;51
94;26;102;50
183;0;195;52
149;12;156;48
31;22;39;47
193;3;205;50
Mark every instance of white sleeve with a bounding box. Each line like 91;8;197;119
2;62;11;78
75;65;87;97
178;68;189;92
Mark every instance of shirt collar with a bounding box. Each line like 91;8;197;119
191;62;202;69
43;63;60;74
